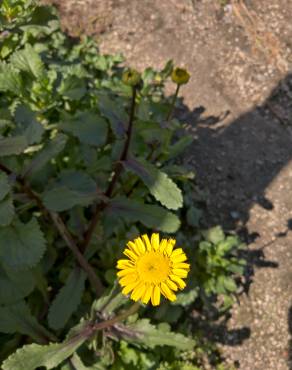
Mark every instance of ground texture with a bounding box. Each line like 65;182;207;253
48;1;292;368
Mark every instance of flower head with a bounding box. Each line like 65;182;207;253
117;233;190;306
122;68;141;87
171;67;190;85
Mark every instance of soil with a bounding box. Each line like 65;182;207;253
46;1;292;369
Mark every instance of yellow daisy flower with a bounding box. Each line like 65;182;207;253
117;233;190;306
171;67;190;85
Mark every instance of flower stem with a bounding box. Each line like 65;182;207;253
81;86;137;252
92;301;140;331
166;84;180;121
105;86;137;198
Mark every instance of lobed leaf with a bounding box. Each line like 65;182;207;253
60;112;108;147
124;158;183;210
0;196;14;226
0;218;46;270
2;331;87;370
122;319;195;350
0;136;28;157
98;95;127;138
42;170;99;212
0;62;23;92
0;173;10;201
10;44;45;79
14;105;44;145
0;266;35;304
23;133;67;177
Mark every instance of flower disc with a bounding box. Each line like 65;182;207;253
117;233;190;306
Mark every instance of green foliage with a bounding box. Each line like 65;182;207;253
122;319;195;350
0;2;246;369
48;267;86;330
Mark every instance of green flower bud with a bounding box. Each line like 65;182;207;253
171;67;190;85
122;68;141;87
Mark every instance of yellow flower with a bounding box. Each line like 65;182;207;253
171;67;190;85
122;68;141;87
117;233;190;306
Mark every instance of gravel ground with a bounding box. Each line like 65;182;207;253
45;1;292;368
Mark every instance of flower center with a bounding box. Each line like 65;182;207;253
136;251;170;284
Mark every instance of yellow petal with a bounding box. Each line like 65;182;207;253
160;282;176;302
159;239;168;253
119;274;138;287
172;268;188;278
135;237;146;253
171;254;187;263
165;239;176;256
122;280;140;295
123;248;138;261
151;233;160;250
127;241;141;255
173;262;190;270
142;284;153;304
169;274;186;290
117;259;134;269
117;268;136;277
151;285;161;306
142;234;152;251
170;248;184;258
166;278;178;291
131;282;146;301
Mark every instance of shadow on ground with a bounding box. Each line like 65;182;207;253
177;73;292;366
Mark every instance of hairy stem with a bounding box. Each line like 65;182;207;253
0;162;103;297
82;86;137;251
166;84;180;121
49;212;103;296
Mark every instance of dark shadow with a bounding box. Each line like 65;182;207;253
176;73;292;367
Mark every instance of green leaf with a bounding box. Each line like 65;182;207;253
0;172;10;201
124;158;183;210
23;134;67;177
0;136;28;157
10;44;45;79
98;95;127;138
167;136;193;160
61;354;105;370
0;266;35;304
186;207;202;227
60;112;108;147
43;170;99;212
202;226;225;244
48;267;86;330
0;301;54;342
122;319;195;350
14;105;44;145
0;218;46;269
91;282;126;318
58;75;86;100
172;288;199;307
2;325;87;370
0;62;23;92
0;196;14;226
217;236;239;255
107;197;180;233
223;277;237;292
